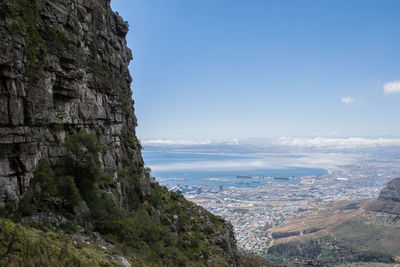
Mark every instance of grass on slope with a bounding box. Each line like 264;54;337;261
0;218;130;267
331;219;400;258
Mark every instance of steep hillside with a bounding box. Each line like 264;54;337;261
365;178;400;215
0;0;240;265
265;179;400;266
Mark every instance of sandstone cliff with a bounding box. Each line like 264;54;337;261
0;0;144;208
0;0;239;265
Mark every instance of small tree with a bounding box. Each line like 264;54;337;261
57;176;81;211
65;129;101;200
32;159;57;198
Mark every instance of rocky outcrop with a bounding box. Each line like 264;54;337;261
366;178;400;215
0;0;240;265
379;178;400;202
0;0;145;208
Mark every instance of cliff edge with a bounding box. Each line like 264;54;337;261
0;0;239;266
0;0;143;209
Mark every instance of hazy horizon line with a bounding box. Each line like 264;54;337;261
141;136;400;149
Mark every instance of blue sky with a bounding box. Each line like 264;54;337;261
111;0;400;140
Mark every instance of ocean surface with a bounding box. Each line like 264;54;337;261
142;150;328;188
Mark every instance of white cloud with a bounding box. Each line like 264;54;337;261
143;137;400;149
148;152;360;172
383;80;400;94
150;159;271;172
141;139;212;146
341;96;355;104
142;138;242;146
273;137;400;149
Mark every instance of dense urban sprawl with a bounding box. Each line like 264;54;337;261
164;161;400;253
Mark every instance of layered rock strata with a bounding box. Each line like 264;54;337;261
0;0;144;207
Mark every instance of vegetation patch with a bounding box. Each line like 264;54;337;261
0;218;122;266
1;0;77;90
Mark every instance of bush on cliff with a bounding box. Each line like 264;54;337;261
57;175;81;211
65;129;103;201
32;159;57;198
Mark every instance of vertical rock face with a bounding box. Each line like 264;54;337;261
0;1;240;265
0;0;146;207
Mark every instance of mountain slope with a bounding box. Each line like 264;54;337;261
365;178;400;215
265;179;400;266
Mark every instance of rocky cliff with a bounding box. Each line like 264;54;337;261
0;0;145;208
378;178;400;202
366;178;400;215
0;0;239;266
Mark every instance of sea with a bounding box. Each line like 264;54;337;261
142;150;328;188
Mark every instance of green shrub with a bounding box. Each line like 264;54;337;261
65;129;102;200
18;192;34;216
149;186;163;208
62;221;79;234
32;159;57;198
16;160;82;216
57;175;81;211
2;201;17;215
88;192;121;232
100;173;113;188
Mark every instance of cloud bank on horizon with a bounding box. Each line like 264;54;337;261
142;137;400;149
142;139;212;146
274;137;400;148
148;152;360;172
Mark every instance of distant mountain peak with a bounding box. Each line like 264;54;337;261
366;178;400;215
378;178;400;202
